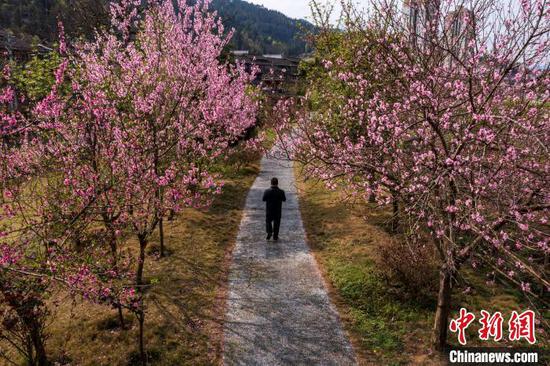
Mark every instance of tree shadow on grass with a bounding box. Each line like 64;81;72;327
137;166;259;365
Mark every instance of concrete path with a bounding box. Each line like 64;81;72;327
223;151;357;366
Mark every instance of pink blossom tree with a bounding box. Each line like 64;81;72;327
1;55;137;365
52;1;257;362
3;0;258;363
277;0;549;351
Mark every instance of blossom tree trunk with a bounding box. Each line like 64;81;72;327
432;266;453;351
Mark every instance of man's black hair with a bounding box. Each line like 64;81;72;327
271;177;278;186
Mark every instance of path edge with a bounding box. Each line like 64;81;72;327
292;163;368;366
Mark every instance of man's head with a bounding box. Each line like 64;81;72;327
271;177;278;186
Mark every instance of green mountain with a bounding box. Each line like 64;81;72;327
213;0;313;55
0;0;313;56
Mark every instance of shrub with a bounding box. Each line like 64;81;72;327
374;238;439;304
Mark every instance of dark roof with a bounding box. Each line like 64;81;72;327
0;30;32;53
236;54;300;68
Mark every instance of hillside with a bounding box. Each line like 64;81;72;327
213;0;313;55
0;0;313;56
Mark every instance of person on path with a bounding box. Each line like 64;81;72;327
262;177;286;241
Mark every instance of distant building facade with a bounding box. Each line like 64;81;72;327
403;0;440;48
403;0;477;64
444;6;475;63
232;52;301;96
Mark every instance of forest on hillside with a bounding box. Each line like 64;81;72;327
212;0;314;55
0;0;313;55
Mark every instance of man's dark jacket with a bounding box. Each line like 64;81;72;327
262;186;286;218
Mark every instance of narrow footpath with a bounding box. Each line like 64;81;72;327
223;150;357;365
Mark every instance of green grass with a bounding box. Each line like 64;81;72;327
322;253;435;364
332;261;403;351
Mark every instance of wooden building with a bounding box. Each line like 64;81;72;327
232;51;302;95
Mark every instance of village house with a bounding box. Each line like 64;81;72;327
231;51;302;95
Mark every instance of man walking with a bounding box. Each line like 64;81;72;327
262;177;286;241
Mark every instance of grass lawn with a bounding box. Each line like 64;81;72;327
4;159;260;366
295;168;548;365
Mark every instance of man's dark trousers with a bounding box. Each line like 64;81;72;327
266;215;281;239
262;185;286;239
